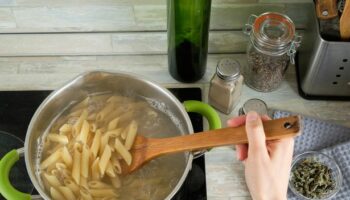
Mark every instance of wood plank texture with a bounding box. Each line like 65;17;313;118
0;0;16;6
0;34;114;56
0;1;312;33
0;31;248;56
0;54;240;90
0;8;16;28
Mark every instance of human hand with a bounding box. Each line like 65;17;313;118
227;111;294;200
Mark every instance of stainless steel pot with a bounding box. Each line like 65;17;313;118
0;71;221;200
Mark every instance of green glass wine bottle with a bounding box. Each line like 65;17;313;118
167;0;212;83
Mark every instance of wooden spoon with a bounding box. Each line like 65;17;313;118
340;0;350;40
122;116;301;174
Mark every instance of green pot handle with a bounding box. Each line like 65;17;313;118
0;149;31;200
183;100;221;130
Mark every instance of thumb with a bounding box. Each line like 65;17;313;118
245;111;268;156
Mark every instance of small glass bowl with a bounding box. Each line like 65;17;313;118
289;151;342;200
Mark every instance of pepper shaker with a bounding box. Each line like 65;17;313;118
208;58;244;114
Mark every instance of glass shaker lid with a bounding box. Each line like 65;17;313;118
216;58;241;81
252;12;295;53
239;98;268;116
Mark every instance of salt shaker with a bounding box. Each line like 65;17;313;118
208;58;244;114
238;98;268;116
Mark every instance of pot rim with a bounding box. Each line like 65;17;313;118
25;70;195;200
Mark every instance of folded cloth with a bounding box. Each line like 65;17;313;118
273;111;350;200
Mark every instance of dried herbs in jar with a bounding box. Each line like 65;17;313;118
291;158;336;199
243;12;301;92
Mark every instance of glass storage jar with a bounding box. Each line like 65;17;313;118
243;12;301;92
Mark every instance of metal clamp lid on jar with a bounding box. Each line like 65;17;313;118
243;12;302;64
216;58;241;81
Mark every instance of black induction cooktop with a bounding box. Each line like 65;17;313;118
0;88;206;200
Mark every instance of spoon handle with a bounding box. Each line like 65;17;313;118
147;116;301;155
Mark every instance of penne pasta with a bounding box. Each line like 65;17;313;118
96;102;115;121
59;124;73;133
73;110;88;136
106;95;121;103
108;140;116;153
88;181;112;189
106;161;115;178
59;186;76;200
120;129;127;140
107;117;120;131
63;179;80;196
43;173;61;189
41;174;51;192
90;130;101;159
74;142;82;152
89;93;110;106
60;168;72;179
124;120;138;150
41;148;62;169
119;111;135;128
87;112;97;121
68;109;83;118
111;156;122;174
46;161;58;173
46;144;63;157
50;169;59;177
80;187;94;200
50;187;66;200
99;146;112;177
47;134;69;144
91;157;101;181
109;175;121;189
103;107;125;124
102;197;119;200
61;146;73;167
81;145;90;178
90;188;118;198
106;95;132;105
40;94;151;200
100;129;121;155
78;120;90;144
70;97;89;112
114;138;132;166
90;122;97;132
80;176;88;189
72;148;81;184
105;129;122;138
55;162;67;170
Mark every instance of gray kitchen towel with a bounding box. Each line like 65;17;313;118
273;111;350;200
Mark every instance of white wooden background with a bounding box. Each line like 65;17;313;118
0;0;313;90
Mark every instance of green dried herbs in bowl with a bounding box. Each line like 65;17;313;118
289;151;342;200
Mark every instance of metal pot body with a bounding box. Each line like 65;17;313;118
25;71;194;200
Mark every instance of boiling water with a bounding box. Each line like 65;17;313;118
38;93;187;200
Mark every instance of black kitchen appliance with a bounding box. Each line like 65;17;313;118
0;88;206;200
